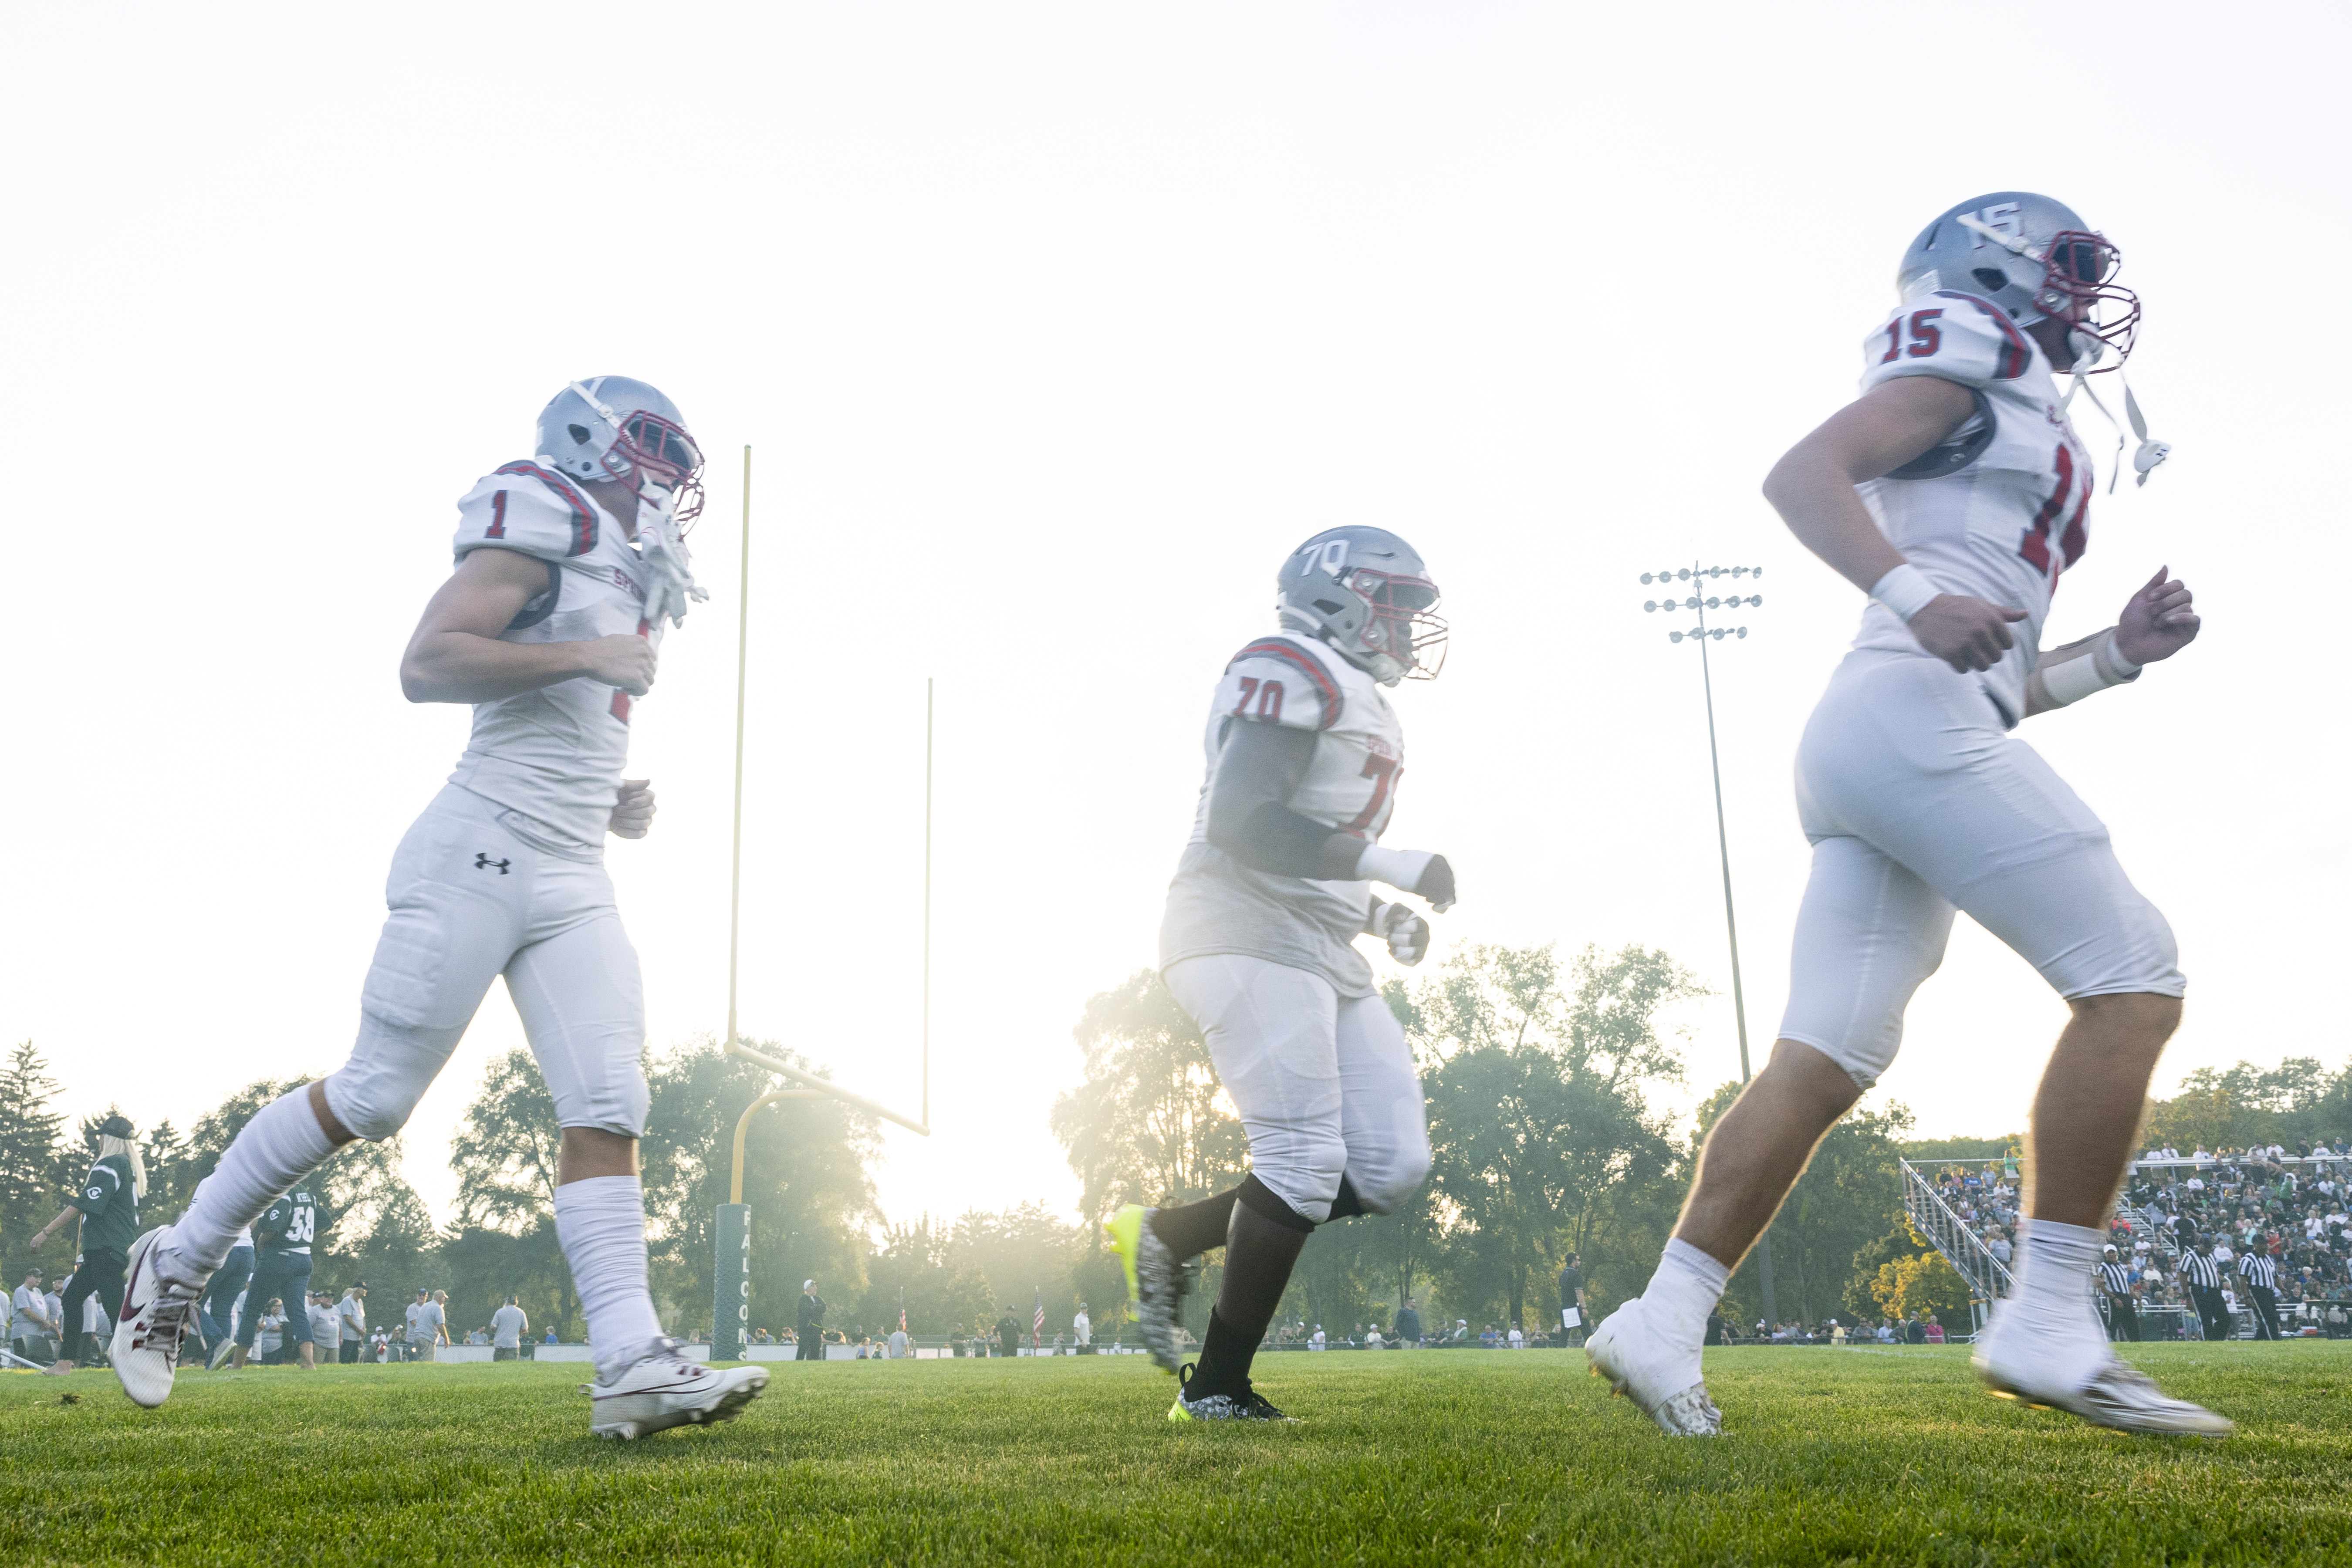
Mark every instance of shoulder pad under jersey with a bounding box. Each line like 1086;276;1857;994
1217;634;1348;732
1860;290;2039;395
452;461;605;562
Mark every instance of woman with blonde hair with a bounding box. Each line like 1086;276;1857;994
29;1113;145;1373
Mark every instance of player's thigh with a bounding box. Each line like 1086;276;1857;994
1870;735;2180;1000
1776;835;1956;1089
507;896;648;1137
1163;954;1347;1209
333;795;536;1136
1333;990;1429;1211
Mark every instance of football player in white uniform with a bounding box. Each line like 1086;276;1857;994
1106;527;1453;1422
1589;193;2229;1437
108;378;769;1438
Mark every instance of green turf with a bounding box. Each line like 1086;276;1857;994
4;1344;2348;1565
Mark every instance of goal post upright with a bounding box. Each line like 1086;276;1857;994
713;445;933;1363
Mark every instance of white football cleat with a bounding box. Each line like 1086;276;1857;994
1586;1297;1722;1437
110;1227;206;1409
1973;1334;2233;1436
587;1340;769;1440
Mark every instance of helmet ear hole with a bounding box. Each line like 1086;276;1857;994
1971;267;2009;294
568;424;592;444
1311;599;1345;615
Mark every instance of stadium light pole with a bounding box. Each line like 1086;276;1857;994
1640;563;1777;1331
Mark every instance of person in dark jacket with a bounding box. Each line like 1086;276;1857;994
30;1115;144;1373
1558;1254;1588;1346
796;1281;826;1361
996;1311;1022;1358
1391;1298;1423;1346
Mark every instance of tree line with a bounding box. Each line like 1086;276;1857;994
5;966;2348;1343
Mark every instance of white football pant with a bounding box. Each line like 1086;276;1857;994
1779;650;2184;1089
323;784;648;1140
1163;953;1430;1223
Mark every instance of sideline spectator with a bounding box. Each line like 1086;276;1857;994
308;1292;342;1361
254;1299;286;1365
996;1310;1021;1358
797;1282;827;1362
12;1269;58;1366
404;1290;429;1362
492;1296;529;1361
888;1325;911;1359
186;1175;255;1370
1558;1254;1588;1345
1073;1303;1092;1349
30;1113;144;1375
1703;1308;1726;1347
1393;1298;1423;1346
337;1284;369;1365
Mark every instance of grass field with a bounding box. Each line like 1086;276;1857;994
5;1343;2349;1565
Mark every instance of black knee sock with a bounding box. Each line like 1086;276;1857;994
1149;1187;1244;1260
1191;1192;1311;1395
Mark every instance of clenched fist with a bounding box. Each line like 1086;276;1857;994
581;634;657;696
610;779;657;839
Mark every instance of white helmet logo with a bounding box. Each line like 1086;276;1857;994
1968;202;2023;249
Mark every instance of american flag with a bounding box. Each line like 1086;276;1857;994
1032;1288;1044;1349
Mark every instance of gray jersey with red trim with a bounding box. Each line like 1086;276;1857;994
1852;290;2095;725
444;463;665;847
1159;631;1403;1000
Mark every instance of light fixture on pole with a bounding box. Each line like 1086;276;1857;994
1640;562;1777;1331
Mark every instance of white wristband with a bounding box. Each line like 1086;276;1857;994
1868;563;1940;623
1354;843;1433;893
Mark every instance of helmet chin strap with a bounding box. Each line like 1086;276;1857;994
2059;357;2172;491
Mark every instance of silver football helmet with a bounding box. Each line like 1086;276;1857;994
535;376;706;527
1276;526;1446;686
1895;193;2139;369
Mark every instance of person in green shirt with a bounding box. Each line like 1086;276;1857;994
230;1182;330;1370
28;1115;144;1374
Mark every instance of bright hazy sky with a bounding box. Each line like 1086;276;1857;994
7;4;2346;1232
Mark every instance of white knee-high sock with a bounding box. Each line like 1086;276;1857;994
554;1175;665;1379
170;1088;336;1276
1641;1237;1732;1342
2002;1218;2105;1341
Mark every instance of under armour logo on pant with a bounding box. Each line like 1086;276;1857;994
474;853;510;875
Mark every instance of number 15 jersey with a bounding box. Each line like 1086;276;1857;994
1852;290;2096;726
1159;630;1403;1001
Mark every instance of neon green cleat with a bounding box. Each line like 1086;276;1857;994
1104;1203;1186;1374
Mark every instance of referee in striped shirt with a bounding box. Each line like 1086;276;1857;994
2237;1244;2283;1341
2097;1247;2139;1342
2179;1240;2227;1342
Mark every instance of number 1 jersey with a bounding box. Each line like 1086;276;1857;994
1159;631;1403;1000
1852;290;2096;725
444;463;666;848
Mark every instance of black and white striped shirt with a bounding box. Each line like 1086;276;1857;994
2097;1262;2134;1298
2180;1251;2222;1290
2238;1254;2279;1291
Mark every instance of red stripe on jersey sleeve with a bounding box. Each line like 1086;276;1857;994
494;462;600;555
1934;291;2034;379
1230;639;1342;729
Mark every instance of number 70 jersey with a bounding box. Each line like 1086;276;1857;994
1185;630;1404;846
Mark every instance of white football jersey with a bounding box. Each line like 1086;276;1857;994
1849;290;2095;724
444;462;665;847
1160;631;1403;1000
1185;631;1406;845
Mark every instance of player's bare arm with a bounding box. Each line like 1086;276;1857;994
400;546;655;703
1203;720;1456;910
2022;568;2201;719
1764;375;2029;674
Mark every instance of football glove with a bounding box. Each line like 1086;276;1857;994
1371;901;1432;966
